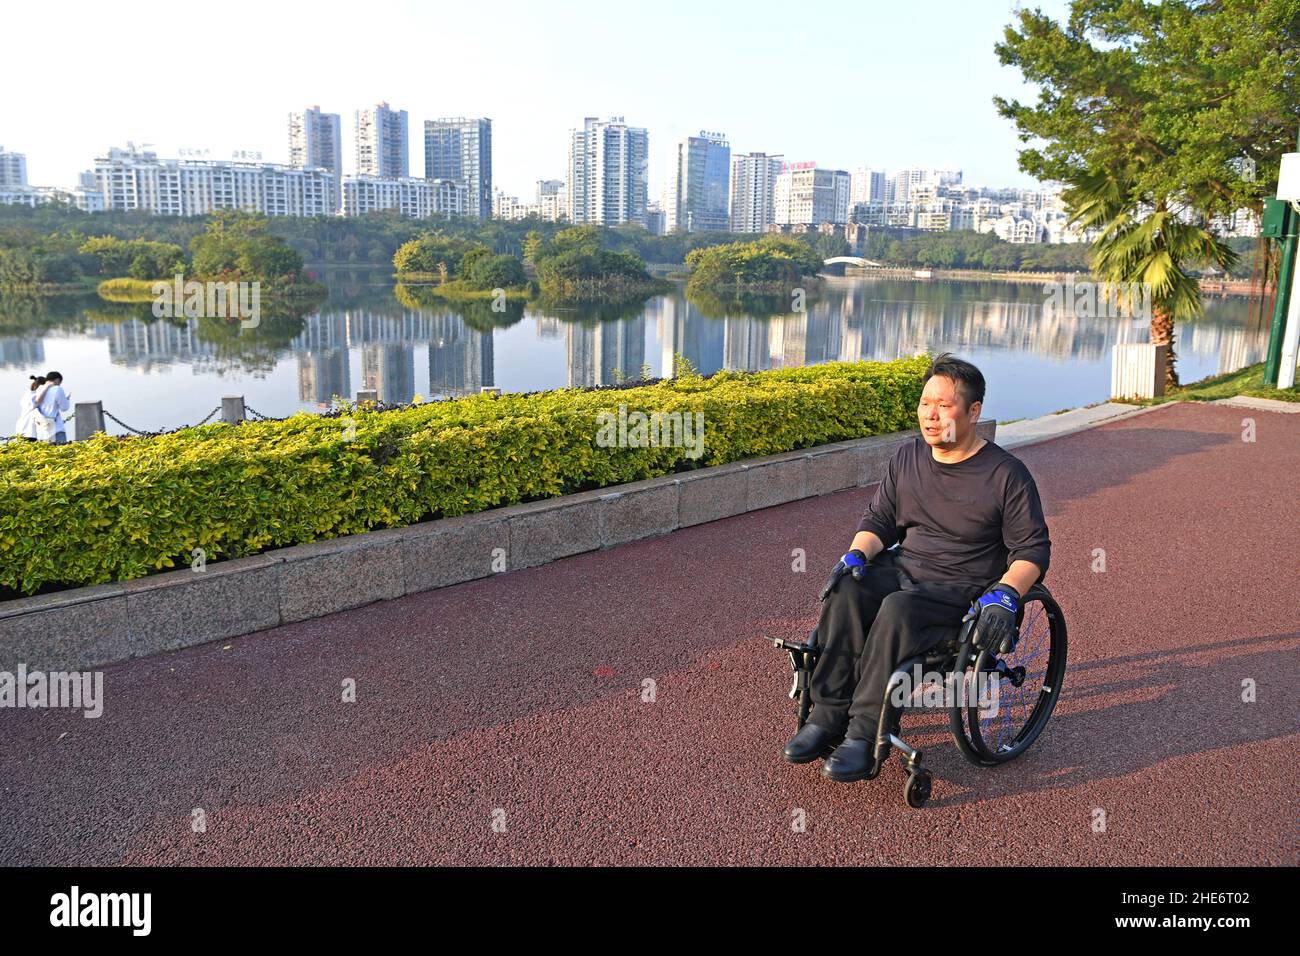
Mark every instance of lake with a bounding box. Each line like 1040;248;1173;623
0;272;1270;434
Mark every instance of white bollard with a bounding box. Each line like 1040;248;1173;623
1111;343;1167;400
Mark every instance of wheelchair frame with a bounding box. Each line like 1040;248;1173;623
769;581;1067;808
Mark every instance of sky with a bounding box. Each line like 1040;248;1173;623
1;0;1070;200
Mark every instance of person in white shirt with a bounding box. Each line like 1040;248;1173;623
33;370;71;444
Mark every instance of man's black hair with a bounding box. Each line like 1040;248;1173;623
923;353;985;408
43;370;62;381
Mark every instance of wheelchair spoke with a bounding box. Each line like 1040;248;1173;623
978;598;1057;752
984;695;1016;751
1016;617;1051;662
1018;634;1049;663
1001;698;1017;747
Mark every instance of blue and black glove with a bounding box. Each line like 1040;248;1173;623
970;583;1021;654
819;549;869;601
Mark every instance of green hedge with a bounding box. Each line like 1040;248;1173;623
0;355;930;594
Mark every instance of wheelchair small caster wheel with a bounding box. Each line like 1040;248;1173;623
905;769;932;808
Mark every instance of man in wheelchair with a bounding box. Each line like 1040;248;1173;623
783;353;1052;782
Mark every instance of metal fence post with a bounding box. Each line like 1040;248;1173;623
74;401;105;441
221;396;246;424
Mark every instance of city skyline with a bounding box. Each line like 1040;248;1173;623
2;0;1068;201
63;141;1082;242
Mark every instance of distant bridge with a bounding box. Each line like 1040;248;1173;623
822;256;884;269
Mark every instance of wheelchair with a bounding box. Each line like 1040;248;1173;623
767;553;1068;809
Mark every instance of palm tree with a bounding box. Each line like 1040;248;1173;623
1066;170;1236;389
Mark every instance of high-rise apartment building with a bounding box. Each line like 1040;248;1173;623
355;102;409;178
849;166;886;205
423;117;492;218
663;132;730;233
645;201;665;236
93;145;333;216
886;167;961;203
729;152;783;233
774;163;850;226
0;147;28;187
289;106;343;213
536;179;568;221
567;117;648;226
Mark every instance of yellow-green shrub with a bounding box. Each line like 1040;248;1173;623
0;355;929;594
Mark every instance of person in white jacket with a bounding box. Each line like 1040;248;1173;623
38;370;71;443
14;375;49;441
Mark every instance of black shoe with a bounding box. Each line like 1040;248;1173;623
782;724;843;764
821;737;883;782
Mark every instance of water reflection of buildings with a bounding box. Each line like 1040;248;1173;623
342;311;427;405
652;294;842;375
295;311;349;403
297;310;493;403
1179;320;1266;377
362;344;415;404
564;316;646;386
0;336;46;369
66;307;496;404
93;319;224;373
428;314;493;396
650;296;723;377
11;283;1270;410
534;316;564;339
723;310;842;369
657;286;1268;377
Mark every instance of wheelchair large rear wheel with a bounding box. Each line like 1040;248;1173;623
952;588;1067;764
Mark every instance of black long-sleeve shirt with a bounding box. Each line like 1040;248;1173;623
856;437;1051;589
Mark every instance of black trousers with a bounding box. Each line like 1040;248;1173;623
808;551;984;741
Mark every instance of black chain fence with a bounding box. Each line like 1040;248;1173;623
102;409;162;437
2;374;689;445
2;406;219;443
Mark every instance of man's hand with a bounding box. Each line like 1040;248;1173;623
970;583;1020;654
819;549;869;601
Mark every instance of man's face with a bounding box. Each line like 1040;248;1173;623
918;375;980;447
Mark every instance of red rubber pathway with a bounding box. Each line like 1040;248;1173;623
1;401;1296;866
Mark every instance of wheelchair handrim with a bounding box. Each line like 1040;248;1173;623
964;593;1067;763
